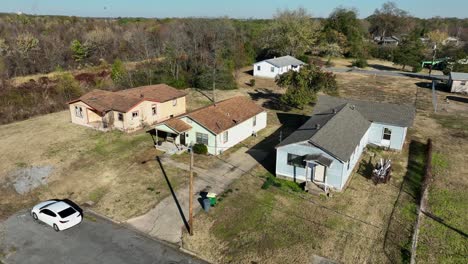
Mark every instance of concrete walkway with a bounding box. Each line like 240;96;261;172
127;147;267;245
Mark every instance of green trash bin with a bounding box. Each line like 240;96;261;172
207;193;217;206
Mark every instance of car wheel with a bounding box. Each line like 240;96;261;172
53;224;60;232
32;212;38;220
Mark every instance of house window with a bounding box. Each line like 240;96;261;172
287;154;305;168
270;67;275;72
152;105;157;115
196;132;209;145
223;131;228;143
383;128;392;140
172;99;177;106
118;113;124;121
74;106;83;118
132;111;139;119
347;161;350;170
253;116;257;127
461;81;466;85
257;65;261;71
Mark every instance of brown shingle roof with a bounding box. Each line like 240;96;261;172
69;84;186;113
116;84;187;103
164;118;192;133
187;96;265;134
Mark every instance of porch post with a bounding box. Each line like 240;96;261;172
155;128;158;146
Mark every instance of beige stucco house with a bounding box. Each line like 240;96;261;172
68;84;187;132
449;72;468;94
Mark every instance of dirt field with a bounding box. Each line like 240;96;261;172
181;72;468;263
0;111;187;221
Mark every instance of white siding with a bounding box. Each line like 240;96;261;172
215;111;267;155
253;61;279;78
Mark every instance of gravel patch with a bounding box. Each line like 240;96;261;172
8;166;53;194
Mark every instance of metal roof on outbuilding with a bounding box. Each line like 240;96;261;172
258;55;306;68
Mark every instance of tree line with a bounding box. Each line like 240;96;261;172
1;2;468;124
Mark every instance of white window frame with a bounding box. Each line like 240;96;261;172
257;65;261;71
172;99;177;106
383;128;392;141
132;111;139;119
74;106;83;118
270;67;275;72
196;132;209;145
461;81;466;86
223;131;228;143
152;105;157;116
252;115;257;127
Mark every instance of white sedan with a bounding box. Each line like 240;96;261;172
31;199;83;231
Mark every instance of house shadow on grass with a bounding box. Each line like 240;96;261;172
415;81;449;92
247;112;310;174
382;140;427;263
156;156;191;233
446;95;468;104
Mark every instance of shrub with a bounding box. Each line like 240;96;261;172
192;143;208;155
352;57;368;68
412;64;422;73
249;79;255;87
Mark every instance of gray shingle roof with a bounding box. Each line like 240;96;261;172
277;104;371;161
261;55;306;68
313;95;415;127
277;95;416;161
450;72;468;81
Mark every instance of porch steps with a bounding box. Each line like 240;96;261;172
305;182;326;196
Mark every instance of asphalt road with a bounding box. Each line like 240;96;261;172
326;67;448;81
0;211;207;264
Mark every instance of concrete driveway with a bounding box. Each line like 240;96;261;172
0;211;206;264
127;147;268;245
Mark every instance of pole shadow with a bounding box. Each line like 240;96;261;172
156;156;190;233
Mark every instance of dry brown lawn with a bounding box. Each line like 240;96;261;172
0;111;187;221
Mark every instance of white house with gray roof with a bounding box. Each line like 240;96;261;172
253;55;305;78
448;72;468;94
275;95;415;191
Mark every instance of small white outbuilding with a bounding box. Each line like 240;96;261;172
253;55;305;78
448;72;468;94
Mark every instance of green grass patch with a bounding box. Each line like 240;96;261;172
431;152;448;175
91;131;150;157
432;114;468;138
260;173;303;192
88;187;108;204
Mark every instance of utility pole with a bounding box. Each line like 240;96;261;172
429;44;437;76
189;148;194;236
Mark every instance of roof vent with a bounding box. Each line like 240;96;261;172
350;104;355;110
332;108;337;114
140;94;144;98
315;124;320;130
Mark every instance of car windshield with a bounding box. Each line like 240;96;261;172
58;207;76;218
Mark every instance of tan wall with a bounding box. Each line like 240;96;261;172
69;102;90;126
118;96;186;132
69;96;186;132
157;97;186;121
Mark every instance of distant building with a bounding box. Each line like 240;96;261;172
253;55;305;78
375;36;400;46
448;72;468;94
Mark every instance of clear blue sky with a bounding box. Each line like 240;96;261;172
1;0;467;19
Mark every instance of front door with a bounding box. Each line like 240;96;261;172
180;133;186;145
314;165;326;183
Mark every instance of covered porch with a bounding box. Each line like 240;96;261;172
154;119;192;155
303;154;333;193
